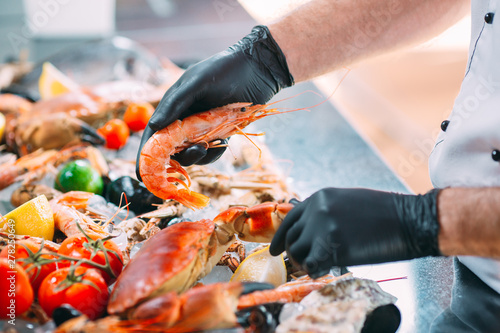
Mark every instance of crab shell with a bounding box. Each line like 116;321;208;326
107;219;227;316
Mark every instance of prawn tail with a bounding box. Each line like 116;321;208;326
175;189;210;210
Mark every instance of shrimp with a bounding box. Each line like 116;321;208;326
237;273;352;309
0;145;107;190
139;102;284;210
50;191;110;238
0;149;59;190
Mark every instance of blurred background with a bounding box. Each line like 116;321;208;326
0;0;471;193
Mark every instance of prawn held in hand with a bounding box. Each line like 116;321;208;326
139;102;283;210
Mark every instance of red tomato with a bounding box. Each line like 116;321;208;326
38;266;109;319
123;102;154;132
97;119;130;149
57;235;124;284
0;258;34;319
0;240;58;294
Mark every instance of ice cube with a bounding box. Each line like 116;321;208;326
199;266;233;284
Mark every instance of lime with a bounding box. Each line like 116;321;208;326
1;195;54;240
55;160;104;195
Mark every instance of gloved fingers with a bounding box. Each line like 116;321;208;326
303;240;336;279
195;138;229;165
171;138;229;167
172;144;208;167
305;263;331;280
148;83;199;131
288;198;301;205
283;222;303;253
269;203;305;256
136;126;156;181
286;228;312;269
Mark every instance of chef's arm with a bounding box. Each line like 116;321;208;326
269;187;500;276
438;188;500;258
269;0;470;82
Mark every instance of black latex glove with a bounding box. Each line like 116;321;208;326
136;25;294;179
269;188;442;278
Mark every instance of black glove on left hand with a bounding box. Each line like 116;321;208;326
136;25;293;180
269;188;442;278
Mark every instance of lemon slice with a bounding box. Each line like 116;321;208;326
0;113;5;141
230;245;286;287
1;195;54;240
38;62;80;100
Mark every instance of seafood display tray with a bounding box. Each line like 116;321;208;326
0;80;456;333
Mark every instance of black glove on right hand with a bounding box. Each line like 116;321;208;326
270;188;442;278
136;25;294;178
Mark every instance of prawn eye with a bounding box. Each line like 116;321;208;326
241;107;246;112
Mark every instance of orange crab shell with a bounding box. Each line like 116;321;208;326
108;219;217;316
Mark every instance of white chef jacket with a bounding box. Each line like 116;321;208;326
429;0;500;294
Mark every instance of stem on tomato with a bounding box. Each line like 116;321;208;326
54;263;101;293
20;220;122;281
17;240;56;281
74;220;121;279
52;253;116;279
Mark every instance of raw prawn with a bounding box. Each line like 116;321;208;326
237;273;351;309
0;149;59;190
0;145;108;191
139;102;286;210
50;191;110;238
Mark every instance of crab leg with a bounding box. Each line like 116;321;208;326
57;282;246;333
213;202;294;244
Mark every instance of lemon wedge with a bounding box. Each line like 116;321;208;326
38;62;80;100
1;195;54;240
230;245;286;287
0;113;5;141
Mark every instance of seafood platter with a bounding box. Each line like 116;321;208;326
0;39;404;333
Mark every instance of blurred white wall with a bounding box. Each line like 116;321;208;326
22;0;115;38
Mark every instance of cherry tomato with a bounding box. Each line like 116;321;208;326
0;258;34;319
57;234;124;284
38;266;109;319
123;102;154;132
0;240;58;294
97;119;130;150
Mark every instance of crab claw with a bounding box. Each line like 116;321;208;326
78;120;105;146
15;113;104;152
128;282;244;331
214;202;294;244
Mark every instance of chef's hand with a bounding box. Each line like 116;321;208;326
270;188;442;278
136;25;294;179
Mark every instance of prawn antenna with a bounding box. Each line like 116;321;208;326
269;67;351;113
377;276;408;283
234;124;262;160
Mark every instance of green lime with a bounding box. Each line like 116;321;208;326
55;160;104;195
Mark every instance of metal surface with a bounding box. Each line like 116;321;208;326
254;81;455;332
